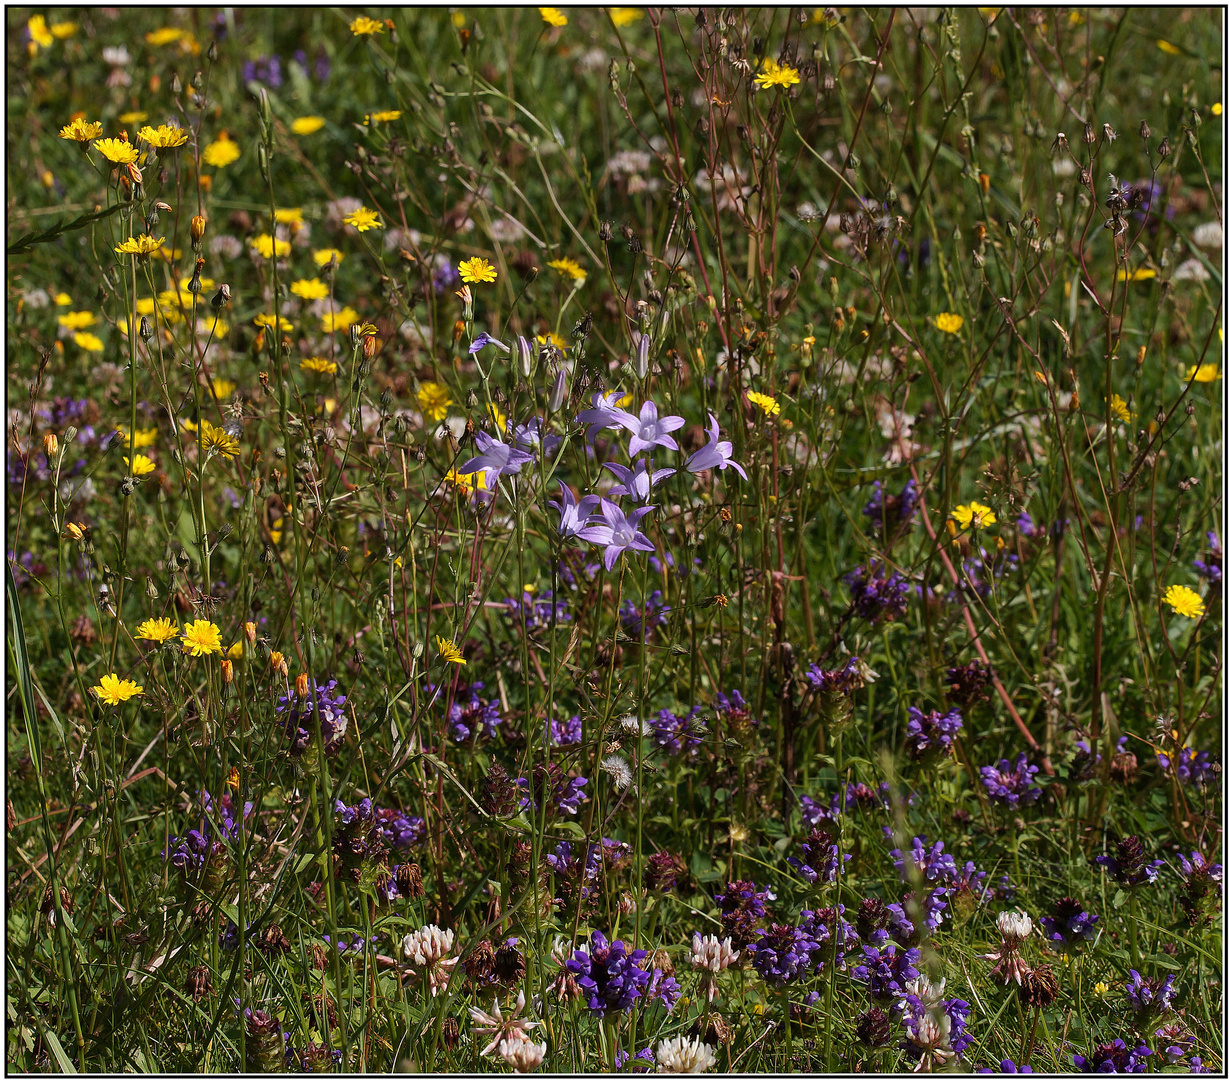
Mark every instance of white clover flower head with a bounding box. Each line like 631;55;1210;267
401;924;459;995
499;1038;547;1073
905;973;946;1006
469;990;539;1057
997;909;1034;943
689;933;739;974
654;1035;717;1074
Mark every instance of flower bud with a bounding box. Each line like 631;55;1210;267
244;621;257;645
295;672;310;698
1139;120;1151;140
548;366;568;412
63;521;85;541
635;331;650;378
43;432;58;458
516;335;534;379
190;214;206;250
211;283;230;310
140;316;154;341
362;333;379;361
221;659;234;684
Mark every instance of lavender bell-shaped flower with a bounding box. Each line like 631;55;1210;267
685;412;748;479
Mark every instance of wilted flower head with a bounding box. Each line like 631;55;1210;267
469;989;540;1057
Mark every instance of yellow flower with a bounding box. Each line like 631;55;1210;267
54;293;72;306
547;256;587;282
350;16;386;35
151;243;182;262
951;502;996;530
291;116;326;135
322;307;360;333
125;454;156;477
1092;981;1109;997
417;381;453;421
1213;103;1223;117
458;257;498;283
93;137;140;165
115;234;165;256
253;312;294;332
536;332;569;352
365;110;402;123
181;619;223;657
1156;39;1181;55
138;123;189;148
754;57;802;89
487;402;508;433
73;332;104;352
202;135;240;168
609;8;643;26
1117;267;1156;282
63;522;86;541
117;426;158;449
343;206;382;232
119;111;148;125
747;391;780;417
59;118;103;144
250;234;291;259
313;248;345;268
92;673;143;705
28;15;53;48
51;21;76;38
445;468;488;497
1163;585;1205;619
227;641;243;660
1108;394;1133;424
1184;364;1220;383
935;312;965;334
145;27;187;46
291;278;330;300
211;379;235;399
436;635;467;665
200;419;240;459
300;357;339;375
58;310;96;330
539;7;568;27
273;207;303;225
136;617;179;643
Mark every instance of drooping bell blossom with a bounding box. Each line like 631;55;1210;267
459;430;536;489
469;332;510;355
578;499;656;570
512;416;561;457
550;482;600;538
603;457;676;503
685;412;748;479
612;399;686;455
576;390;630;443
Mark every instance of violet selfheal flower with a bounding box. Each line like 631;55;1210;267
613;1047;656;1072
747;923;823;986
578;500;656;571
1095;835;1165;888
458;430;536;489
566;931;653;1015
685;412;748;479
1193;531;1222;590
648;706;706;755
603;457;676;503
892;837;958;884
1072;1041;1152;1073
980;753;1042;806
548;714;583;746
852;943;921;1001
842;561;911;624
469;332;510;355
1153;1023;1196;1063
862;478;918;534
1040;897;1099;950
943;659;992;708
1125;969;1178;1015
904;706;963;762
787;828;851;884
276;677;349;755
549;482;600;539
612;400;686;455
1156;745;1217;788
715;879;776;948
576;390;630;443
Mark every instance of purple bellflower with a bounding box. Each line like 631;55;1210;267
577;390;630;443
459;430;536;489
613;400;686;455
603;458;676;503
550;482;600;538
579;499;657;571
685;412;748;479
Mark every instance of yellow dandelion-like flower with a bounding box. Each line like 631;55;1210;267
227;641;243;660
202;135;240;168
54;293;72;306
125;454;156;477
365;110;402;124
417;381;453;422
436;635;467;665
300;357;339;376
199;419;240;459
1184;364;1220;383
115;234;165;257
273;207;303;225
28;15;54;48
539;7;568;27
291;116;326;135
747;391;780;417
138;123;189;148
445;468;488;497
313;248;345;268
609;8;643;27
754;57;802;89
211;379;236;399
458;257;498;284
117;426;158;449
547;256;587;282
935;312;965;334
151;243;182;262
253;312;294;332
1156;39;1181;55
1117;267;1157;282
73;332;104;352
59;118;103;144
350;15;385;35
50;20;77;39
57;310;96;330
322;306;360;333
93;137;140;164
92;673;144;705
343;206;382;232
1107;394;1133;424
535;331;569;353
181;619;223;657
1163;585;1205;619
145;26;187;46
487;402;508;433
136;617;179;643
250;234;291;260
951;502;996;530
118;111;149;125
291;278;330;300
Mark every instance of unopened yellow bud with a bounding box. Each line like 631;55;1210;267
221;659;234;684
295;672;310;698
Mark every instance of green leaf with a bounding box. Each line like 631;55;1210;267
7;200;127;256
41;1028;76;1073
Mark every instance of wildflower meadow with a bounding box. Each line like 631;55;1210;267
5;6;1225;1074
